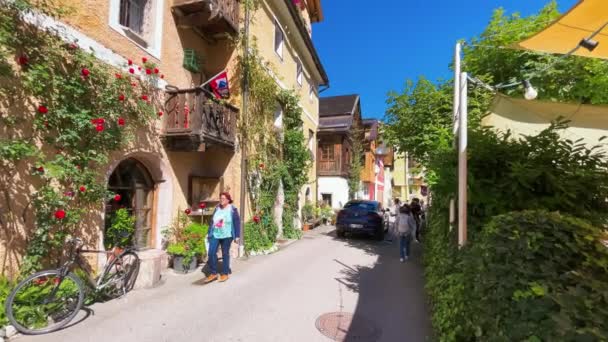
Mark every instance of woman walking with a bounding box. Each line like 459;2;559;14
394;204;416;262
204;192;241;283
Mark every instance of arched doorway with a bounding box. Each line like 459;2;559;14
106;158;155;250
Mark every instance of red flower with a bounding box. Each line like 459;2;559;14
38;105;48;114
64;191;75;197
199;202;206;209
81;68;90;77
118;117;125;126
138;66;142;71
158;111;163;117
259;162;265;169
114;194;121;202
69;43;78;49
142;57;148;63
37;166;44;173
98;118;105;124
160;74;165;79
131;82;137;87
129;68;135;74
118;94;125;101
185;208;192;215
146;69;152;75
95;124;104;132
128;59;133;66
154;68;159;74
54;209;66;220
79;186;86;192
18;55;28;65
253;215;261;223
141;94;148;101
115;73;122;79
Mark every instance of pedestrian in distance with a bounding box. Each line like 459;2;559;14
385;198;401;243
395;204;416;262
204;192;241;283
410;198;422;243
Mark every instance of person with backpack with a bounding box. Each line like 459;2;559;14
204;192;241;283
394;204;417;262
410;198;422;243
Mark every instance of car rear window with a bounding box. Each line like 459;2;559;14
343;202;377;211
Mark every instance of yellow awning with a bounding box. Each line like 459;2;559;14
483;95;608;154
517;0;608;59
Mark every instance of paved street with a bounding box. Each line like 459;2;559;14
16;226;432;342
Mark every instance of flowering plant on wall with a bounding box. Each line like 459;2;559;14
0;1;165;275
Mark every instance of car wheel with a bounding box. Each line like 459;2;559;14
336;230;346;238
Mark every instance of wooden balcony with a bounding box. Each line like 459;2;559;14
162;87;238;151
318;160;349;177
172;0;239;39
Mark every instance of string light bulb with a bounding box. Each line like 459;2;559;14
522;80;538;100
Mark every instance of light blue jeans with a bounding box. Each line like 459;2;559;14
399;234;412;259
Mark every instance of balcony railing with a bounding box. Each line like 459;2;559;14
173;0;240;38
318;159;348;177
162;87;238;151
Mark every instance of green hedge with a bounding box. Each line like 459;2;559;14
426;210;608;341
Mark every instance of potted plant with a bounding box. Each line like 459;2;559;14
162;211;208;273
319;204;335;225
301;202;314;231
105;208;135;257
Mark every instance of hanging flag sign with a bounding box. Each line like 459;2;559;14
207;71;230;99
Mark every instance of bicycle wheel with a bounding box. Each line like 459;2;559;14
5;270;84;335
97;251;140;297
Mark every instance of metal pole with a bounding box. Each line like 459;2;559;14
238;3;251;258
458;72;468;247
453;43;461;136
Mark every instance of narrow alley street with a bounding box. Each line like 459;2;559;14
16;226;432;342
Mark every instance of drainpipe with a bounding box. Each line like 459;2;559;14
405;152;410;202
238;3;251;258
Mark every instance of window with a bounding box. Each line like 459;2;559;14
296;58;303;86
320;144;334;161
308;129;315;161
109;0;164;58
119;0;147;35
273;104;283;131
107;158;155;249
308;129;314;151
322;193;332;207
344;201;376;211
309;83;315;102
274;20;284;60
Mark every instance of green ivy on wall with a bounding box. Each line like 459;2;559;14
237;2;311;249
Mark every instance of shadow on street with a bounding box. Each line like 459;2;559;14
325;228;433;342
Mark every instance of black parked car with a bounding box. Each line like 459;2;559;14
335;200;385;240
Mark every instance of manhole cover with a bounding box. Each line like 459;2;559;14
315;312;381;341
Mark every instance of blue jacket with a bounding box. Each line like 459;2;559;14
208;205;241;240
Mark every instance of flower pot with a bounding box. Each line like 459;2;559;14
303;223;312;231
172;255;197;273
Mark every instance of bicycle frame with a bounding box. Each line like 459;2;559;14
57;242;130;291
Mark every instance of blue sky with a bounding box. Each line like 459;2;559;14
312;0;578;120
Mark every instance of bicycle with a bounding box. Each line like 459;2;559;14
5;237;140;335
